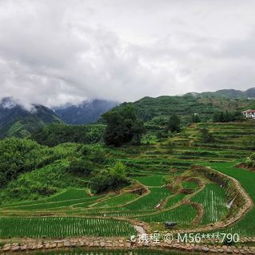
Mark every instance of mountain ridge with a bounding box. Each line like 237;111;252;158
1;87;255;139
186;87;255;99
0;97;62;138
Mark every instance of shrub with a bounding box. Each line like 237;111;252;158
90;162;130;194
69;159;94;176
0;138;43;186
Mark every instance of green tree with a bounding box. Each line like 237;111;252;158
102;105;145;146
167;114;181;133
32;124;104;147
213;111;243;122
191;113;201;123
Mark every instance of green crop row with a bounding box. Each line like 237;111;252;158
137;204;197;224
7;196;101;211
124;187;172;211
91;193;139;208
191;183;229;224
0;217;135;238
204;162;255;237
164;193;186;209
135;175;165;186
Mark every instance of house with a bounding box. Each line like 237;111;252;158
242;110;255;119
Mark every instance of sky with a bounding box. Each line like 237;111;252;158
0;0;254;106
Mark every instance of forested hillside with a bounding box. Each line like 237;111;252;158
112;94;255;131
192;87;255;99
0;98;62;138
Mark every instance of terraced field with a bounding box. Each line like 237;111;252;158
205;162;255;237
191;183;229;224
1;121;255;244
0;217;136;238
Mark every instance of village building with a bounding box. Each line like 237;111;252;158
242;109;255;119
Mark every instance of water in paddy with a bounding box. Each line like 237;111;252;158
21;249;198;255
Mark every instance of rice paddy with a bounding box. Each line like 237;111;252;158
1;121;255;241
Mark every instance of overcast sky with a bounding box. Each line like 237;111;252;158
0;0;254;106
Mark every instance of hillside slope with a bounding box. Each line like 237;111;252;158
114;94;255;125
0;98;62;138
187;87;255;99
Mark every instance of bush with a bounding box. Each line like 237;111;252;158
69;159;94;176
78;145;107;164
90;162;130;194
245;153;255;168
0;138;43;186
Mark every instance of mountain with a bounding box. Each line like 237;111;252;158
53;99;119;125
187;87;255;99
0;97;62;138
112;91;255;126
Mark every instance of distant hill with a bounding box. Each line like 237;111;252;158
0;97;62;138
2;87;255;138
112;92;255;127
53;99;119;125
186;87;255;99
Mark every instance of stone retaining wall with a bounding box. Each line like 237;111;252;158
2;237;255;254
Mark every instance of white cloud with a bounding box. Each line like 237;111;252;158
0;0;254;106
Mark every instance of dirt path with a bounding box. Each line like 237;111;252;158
133;225;146;235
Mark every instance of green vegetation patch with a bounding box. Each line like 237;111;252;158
92;193;139;208
191;183;228;224
125;187;172;210
205;162;255;237
165;193;186;208
182;181;199;189
135;175;165;186
0;217;136;238
47;188;90;202
137;204;197;224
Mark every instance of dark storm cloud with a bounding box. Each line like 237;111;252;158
0;0;254;106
